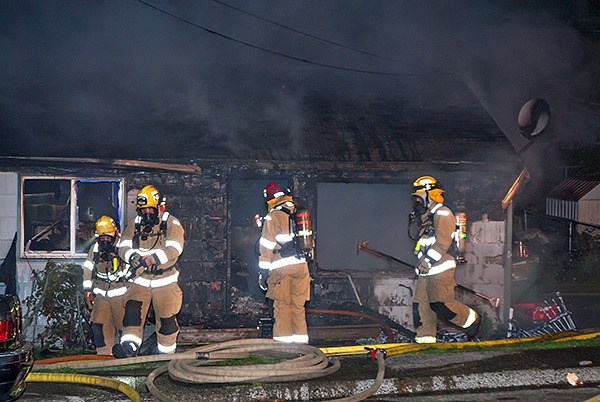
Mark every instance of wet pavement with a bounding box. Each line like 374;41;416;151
22;331;600;401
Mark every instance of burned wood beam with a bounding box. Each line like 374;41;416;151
0;156;201;174
178;326;258;343
178;324;382;344
308;324;381;341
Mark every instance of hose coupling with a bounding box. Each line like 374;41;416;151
364;347;387;361
195;352;211;360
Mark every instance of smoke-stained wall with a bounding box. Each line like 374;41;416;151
0;159;519;328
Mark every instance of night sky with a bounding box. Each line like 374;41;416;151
1;1;599;171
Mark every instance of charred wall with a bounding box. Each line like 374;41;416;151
0;158;520;328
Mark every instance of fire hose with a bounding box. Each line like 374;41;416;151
33;338;386;402
26;372;141;402
32;332;600;400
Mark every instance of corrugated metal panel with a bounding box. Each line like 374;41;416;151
546;198;578;221
547;179;600;201
546;179;600;224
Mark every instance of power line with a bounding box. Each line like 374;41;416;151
209;0;419;68
133;0;438;77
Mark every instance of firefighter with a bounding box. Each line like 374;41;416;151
113;185;185;358
83;215;128;356
411;176;480;343
258;183;311;344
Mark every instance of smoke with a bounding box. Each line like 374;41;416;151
1;0;598;166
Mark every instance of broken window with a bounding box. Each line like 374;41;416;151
21;177;124;257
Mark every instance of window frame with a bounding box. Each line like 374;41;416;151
20;175;125;259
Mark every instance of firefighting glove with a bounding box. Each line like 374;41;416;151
415;257;432;276
125;253;146;281
141;254;161;273
130;253;160;270
129;253;144;269
258;269;269;292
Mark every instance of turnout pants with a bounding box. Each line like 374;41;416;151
121;281;183;353
413;268;474;338
266;262;311;343
91;294;126;355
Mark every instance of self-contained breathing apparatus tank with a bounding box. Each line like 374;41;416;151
292;207;314;255
255;205;314;259
454;212;467;263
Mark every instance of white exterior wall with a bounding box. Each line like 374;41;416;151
456;218;505;331
579;184;600;226
0;172;18;265
579;200;600;226
374;277;416;333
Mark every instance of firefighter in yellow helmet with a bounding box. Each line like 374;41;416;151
411;176;480;343
258;183;311;344
113;185;185;358
83;215;128;355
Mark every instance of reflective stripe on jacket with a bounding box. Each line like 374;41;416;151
417;203;456;275
118;212;185;282
83;242;128;292
258;201;305;271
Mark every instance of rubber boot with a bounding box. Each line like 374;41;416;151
465;315;481;340
112;341;139;358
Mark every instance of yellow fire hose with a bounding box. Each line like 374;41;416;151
26;372;141;402
321;330;600;357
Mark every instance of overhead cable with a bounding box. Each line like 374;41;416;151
209;0;418;68
134;0;440;76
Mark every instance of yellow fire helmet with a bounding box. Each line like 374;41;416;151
136;185;165;209
95;215;119;237
413;175;445;203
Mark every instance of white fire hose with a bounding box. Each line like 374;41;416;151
34;338;386;402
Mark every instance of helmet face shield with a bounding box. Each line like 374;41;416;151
137;206;159;228
412;175;444;212
412;194;428;214
136;185;163;208
135;185;163;231
136;195;150;207
97;235;116;254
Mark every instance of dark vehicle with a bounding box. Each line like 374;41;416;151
0;295;33;402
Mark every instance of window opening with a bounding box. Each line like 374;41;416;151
22;177;123;257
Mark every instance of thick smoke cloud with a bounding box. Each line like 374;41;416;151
1;0;598;172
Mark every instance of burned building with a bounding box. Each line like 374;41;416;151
0;84;523;337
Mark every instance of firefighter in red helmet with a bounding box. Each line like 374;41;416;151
113;185;185;358
411;176;480;343
83;215;128;355
258;182;311;344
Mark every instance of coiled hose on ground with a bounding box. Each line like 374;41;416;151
33;338;386;402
